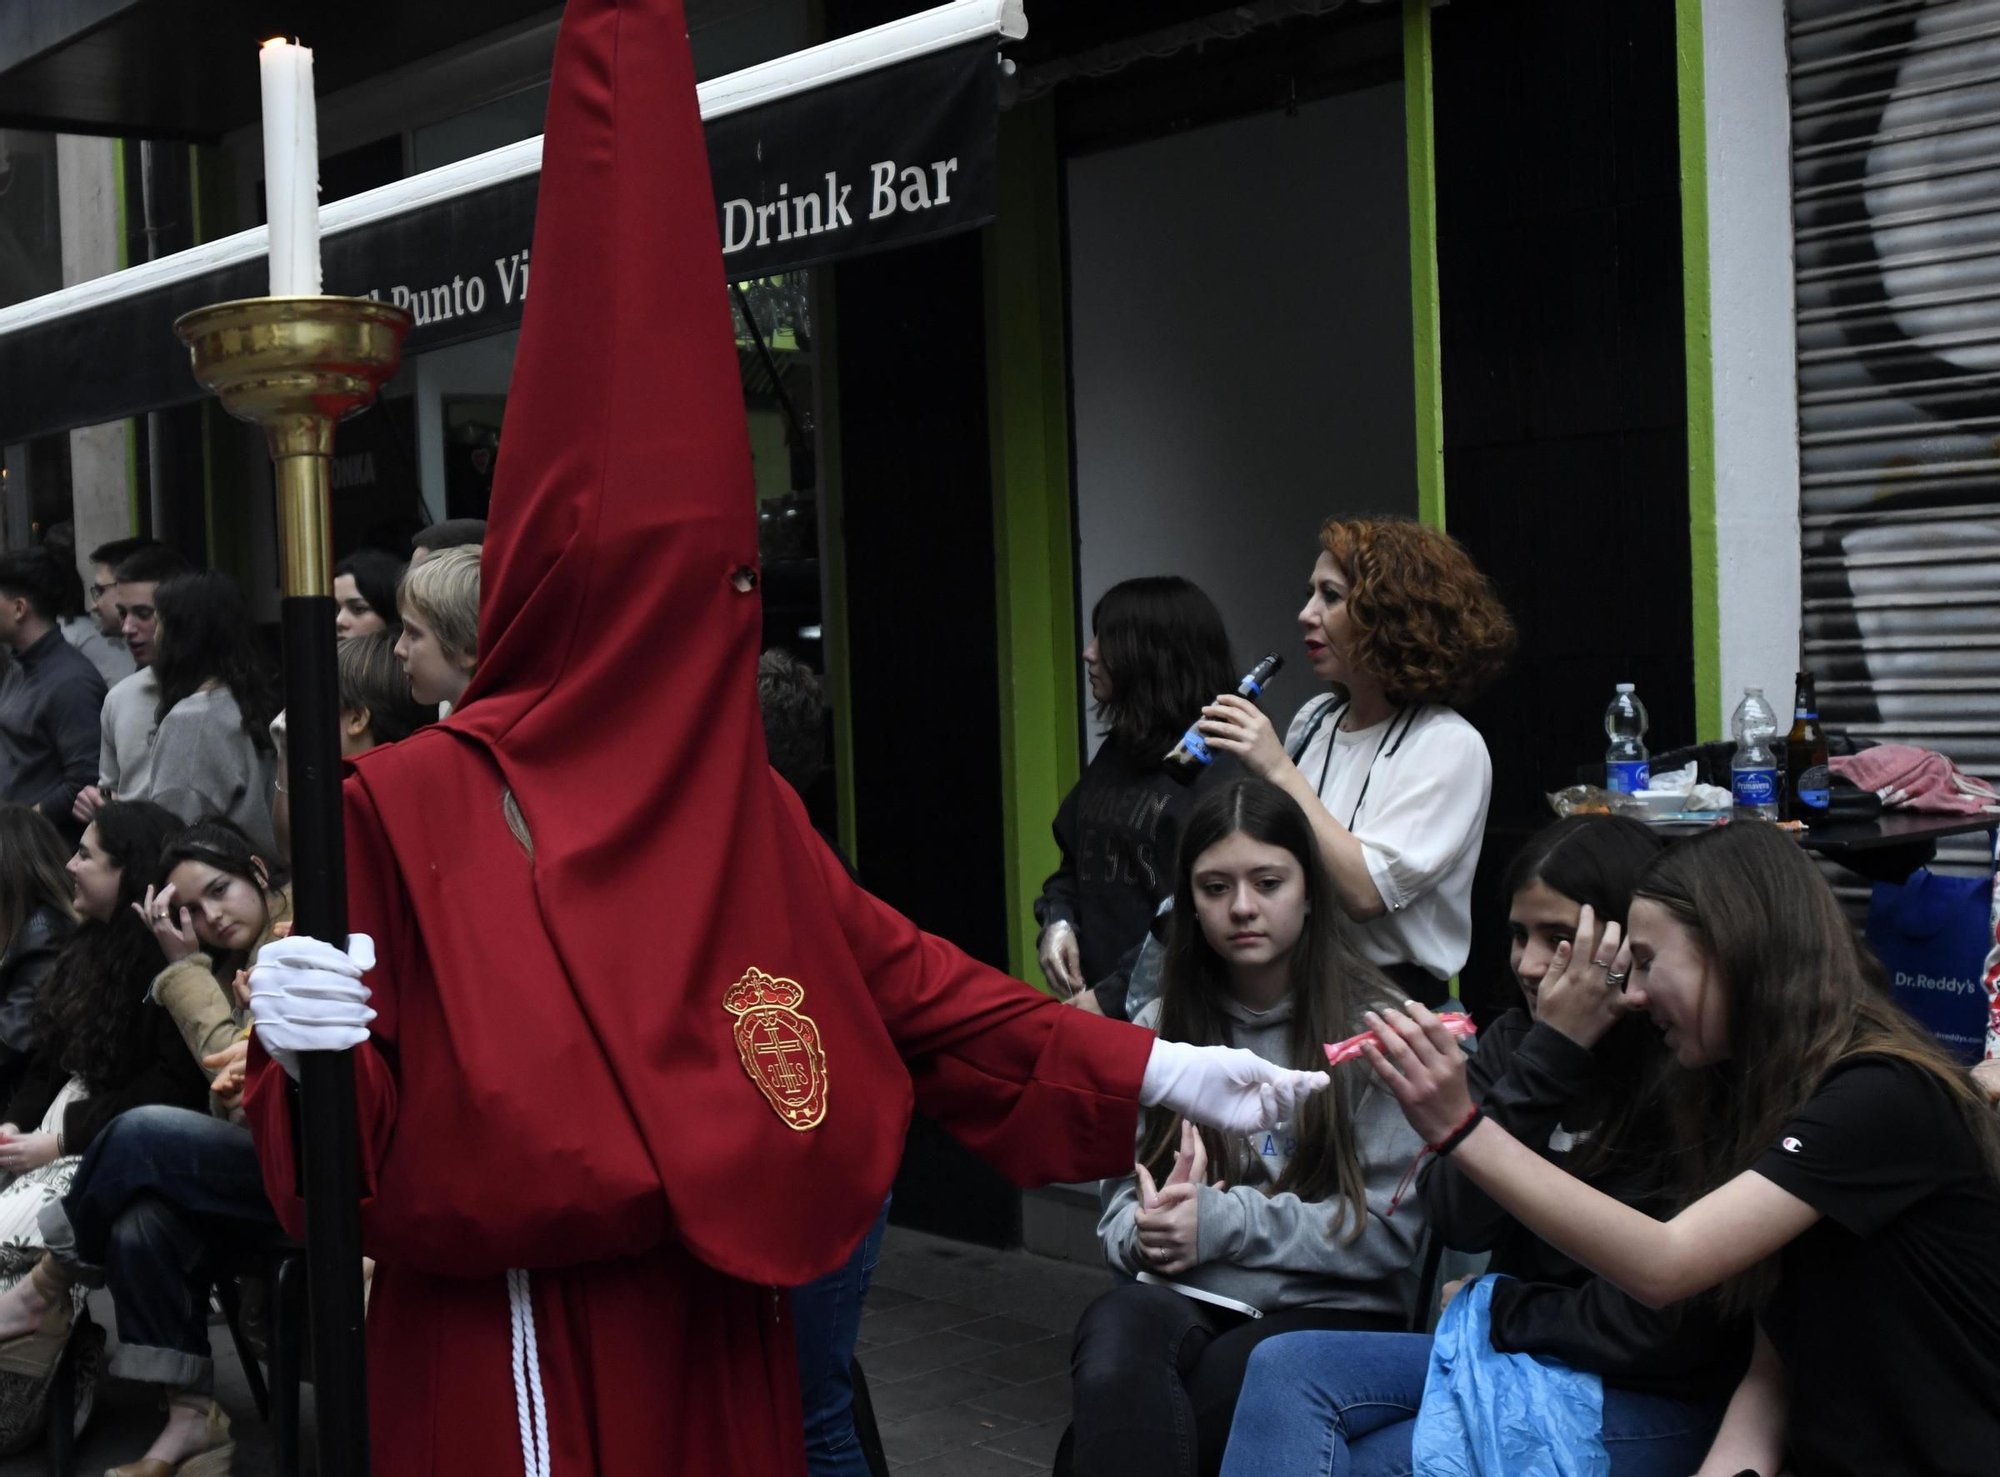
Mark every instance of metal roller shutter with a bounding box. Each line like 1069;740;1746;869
1789;0;2000;878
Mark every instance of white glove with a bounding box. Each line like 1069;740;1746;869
249;934;378;1080
1140;1038;1329;1135
1037;919;1082;999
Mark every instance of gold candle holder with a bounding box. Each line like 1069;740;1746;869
174;295;412;595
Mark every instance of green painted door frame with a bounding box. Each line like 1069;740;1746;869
1404;0;1445;533
984;98;1079;988
1677;0;1722;739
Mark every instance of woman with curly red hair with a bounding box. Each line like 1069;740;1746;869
1198;517;1514;1004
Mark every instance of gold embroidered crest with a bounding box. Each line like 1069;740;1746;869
723;968;829;1130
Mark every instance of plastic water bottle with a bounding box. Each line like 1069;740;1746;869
1603;683;1650;794
1730;687;1781;819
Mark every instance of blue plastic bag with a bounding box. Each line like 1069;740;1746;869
1411;1275;1608;1477
1869;867;1995;1064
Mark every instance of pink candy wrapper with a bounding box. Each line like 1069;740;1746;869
1325;1011;1477;1067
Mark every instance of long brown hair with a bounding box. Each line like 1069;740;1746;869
0;806;75;950
1141;777;1398;1239
36;802;179;1090
1634;822;2000;1308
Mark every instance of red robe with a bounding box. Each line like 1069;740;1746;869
243;0;1153;1470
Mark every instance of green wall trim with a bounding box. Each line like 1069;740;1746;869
985;98;1079;987
1677;0;1722;740
1403;0;1445;532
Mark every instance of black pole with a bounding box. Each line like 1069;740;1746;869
282;594;371;1477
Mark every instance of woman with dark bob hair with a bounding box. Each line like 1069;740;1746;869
1360;821;2000;1477
1034;576;1238;1019
1197;517;1515;1004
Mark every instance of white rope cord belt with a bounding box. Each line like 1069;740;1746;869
507;1269;552;1477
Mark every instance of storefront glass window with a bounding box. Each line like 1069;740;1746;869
0;132;65;312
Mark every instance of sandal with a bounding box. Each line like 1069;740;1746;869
105;1394;233;1477
0;1254;74;1379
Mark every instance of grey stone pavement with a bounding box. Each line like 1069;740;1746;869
856;1226;1102;1474
2;1225;1102;1476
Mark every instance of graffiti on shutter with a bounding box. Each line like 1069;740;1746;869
1789;0;2000;874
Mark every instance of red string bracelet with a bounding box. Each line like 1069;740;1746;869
1433;1105;1485;1158
1387;1106;1485;1217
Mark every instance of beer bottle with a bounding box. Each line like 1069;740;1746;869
1783;669;1830;823
1163;653;1284;785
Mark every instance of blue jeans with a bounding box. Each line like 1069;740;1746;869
790;1197;890;1477
38;1106;282;1393
1218;1332;1721;1477
1069;1282;1404;1477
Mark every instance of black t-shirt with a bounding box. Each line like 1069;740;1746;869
1754;1055;2000;1477
1033;743;1237;986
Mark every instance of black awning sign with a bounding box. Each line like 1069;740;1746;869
0;38;997;445
370;248;528;334
719;159;964;260
704;36;994;280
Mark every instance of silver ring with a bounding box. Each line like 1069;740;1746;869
1605;969;1630;988
154;911;169;920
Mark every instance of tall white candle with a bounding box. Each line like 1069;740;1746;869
259;38;322;296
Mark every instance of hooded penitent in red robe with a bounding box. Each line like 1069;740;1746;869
241;0;1154;1470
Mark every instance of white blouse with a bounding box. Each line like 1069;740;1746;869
1284;697;1492;982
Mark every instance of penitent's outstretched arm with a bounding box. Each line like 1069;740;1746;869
778;783;1326;1184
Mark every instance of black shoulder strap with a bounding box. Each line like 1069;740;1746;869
1287;695;1347;764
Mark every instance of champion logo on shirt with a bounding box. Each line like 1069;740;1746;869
1781;1136;1803;1154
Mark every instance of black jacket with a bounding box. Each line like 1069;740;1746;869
1034;742;1236;987
1424;1010;1750;1401
0;906;71;1078
2;1000;208;1156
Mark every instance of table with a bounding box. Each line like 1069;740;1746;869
1647;811;1997;885
1798;811;2000;857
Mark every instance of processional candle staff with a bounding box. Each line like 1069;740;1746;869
172;34;412;1477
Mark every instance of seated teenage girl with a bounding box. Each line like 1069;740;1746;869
1066;776;1424;1477
1360;820;2000;1477
1220;815;1750;1477
139;818;295;1116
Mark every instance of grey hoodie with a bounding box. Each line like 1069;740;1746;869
1098;994;1427;1320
